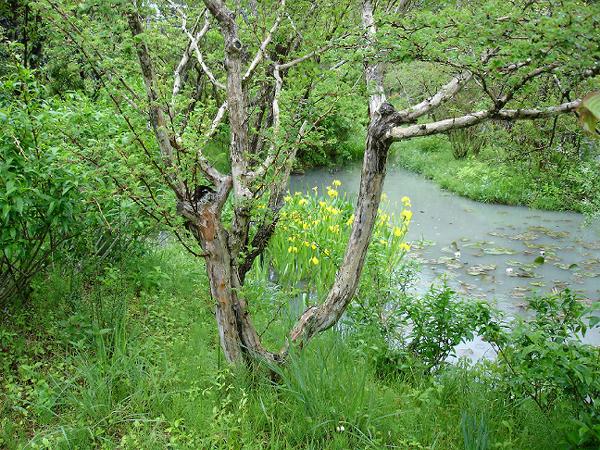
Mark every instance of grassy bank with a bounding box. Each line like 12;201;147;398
389;136;600;213
0;244;587;449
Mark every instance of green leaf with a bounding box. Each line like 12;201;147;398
14;197;24;214
534;256;545;264
578;92;600;137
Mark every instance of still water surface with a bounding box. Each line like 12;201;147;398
291;162;600;358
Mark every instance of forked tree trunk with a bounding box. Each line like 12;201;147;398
180;190;281;363
128;0;587;366
181;197;243;363
190;133;393;364
188;0;395;364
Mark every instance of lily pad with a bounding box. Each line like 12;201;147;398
431;256;454;265
509;231;539;241
527;225;569;239
467;264;497;276
554;262;579;270
458;281;478;293
511;287;530;298
507;268;537;278
463;240;495;249
483;247;518;255
582;242;600;250
412;239;436;249
581;272;600;278
582;258;600;266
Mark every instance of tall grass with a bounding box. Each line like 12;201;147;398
0;242;578;449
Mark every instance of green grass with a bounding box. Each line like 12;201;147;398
0;245;580;448
389;136;599;212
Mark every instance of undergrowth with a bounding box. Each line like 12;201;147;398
0;243;591;449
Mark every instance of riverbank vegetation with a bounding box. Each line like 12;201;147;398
2;183;600;449
2;0;600;448
2;241;599;448
389;132;600;214
382;57;600;213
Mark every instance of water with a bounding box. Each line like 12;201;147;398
291;162;600;358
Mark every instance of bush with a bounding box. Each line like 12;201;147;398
0;62;154;306
0;65;85;303
489;290;600;447
348;282;499;378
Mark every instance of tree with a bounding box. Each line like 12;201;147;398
43;0;599;364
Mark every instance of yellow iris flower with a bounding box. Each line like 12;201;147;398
399;242;411;251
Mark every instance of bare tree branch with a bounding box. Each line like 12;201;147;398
393;70;472;123
128;9;185;197
243;0;286;81
195;101;228;184
172;9;211;101
387;99;581;140
169;2;226;91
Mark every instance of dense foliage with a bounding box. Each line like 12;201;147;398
0;61;153;304
1;0;600;448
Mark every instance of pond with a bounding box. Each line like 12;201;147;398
291;162;600;358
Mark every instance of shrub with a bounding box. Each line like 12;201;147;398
489;290;600;447
349;282;499;378
0;62;153;306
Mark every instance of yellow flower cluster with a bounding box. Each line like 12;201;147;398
273;182;413;284
370;195;412;261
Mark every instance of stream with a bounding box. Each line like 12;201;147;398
290;162;600;359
